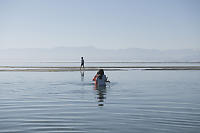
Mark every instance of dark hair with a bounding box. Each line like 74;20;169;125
98;69;104;79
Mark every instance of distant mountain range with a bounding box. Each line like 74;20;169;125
0;47;199;62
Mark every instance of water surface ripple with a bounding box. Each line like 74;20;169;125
0;70;200;133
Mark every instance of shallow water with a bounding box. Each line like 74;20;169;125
0;61;200;67
0;70;200;133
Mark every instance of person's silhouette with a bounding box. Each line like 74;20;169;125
80;57;84;69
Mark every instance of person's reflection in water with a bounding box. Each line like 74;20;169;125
80;70;84;82
95;86;107;107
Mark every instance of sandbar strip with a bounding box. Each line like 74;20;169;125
0;66;200;72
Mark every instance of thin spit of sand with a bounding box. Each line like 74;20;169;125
0;66;200;72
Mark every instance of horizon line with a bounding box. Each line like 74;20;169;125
0;46;199;51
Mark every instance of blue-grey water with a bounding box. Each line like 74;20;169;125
0;70;200;133
0;61;200;67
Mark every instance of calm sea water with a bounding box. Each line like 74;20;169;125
0;70;200;133
0;61;200;67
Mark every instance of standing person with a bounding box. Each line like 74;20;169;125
93;71;99;82
95;69;110;87
80;57;84;69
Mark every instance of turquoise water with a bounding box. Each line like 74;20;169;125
0;70;200;133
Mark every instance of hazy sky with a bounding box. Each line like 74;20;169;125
0;0;199;50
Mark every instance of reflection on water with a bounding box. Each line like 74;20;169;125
95;86;107;107
0;71;200;133
80;70;84;82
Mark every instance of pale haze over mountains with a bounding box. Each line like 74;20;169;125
0;47;199;62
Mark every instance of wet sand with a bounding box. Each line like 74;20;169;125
0;66;200;72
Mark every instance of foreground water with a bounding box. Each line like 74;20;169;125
0;70;200;133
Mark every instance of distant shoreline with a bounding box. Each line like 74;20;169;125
0;66;200;72
40;61;200;63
